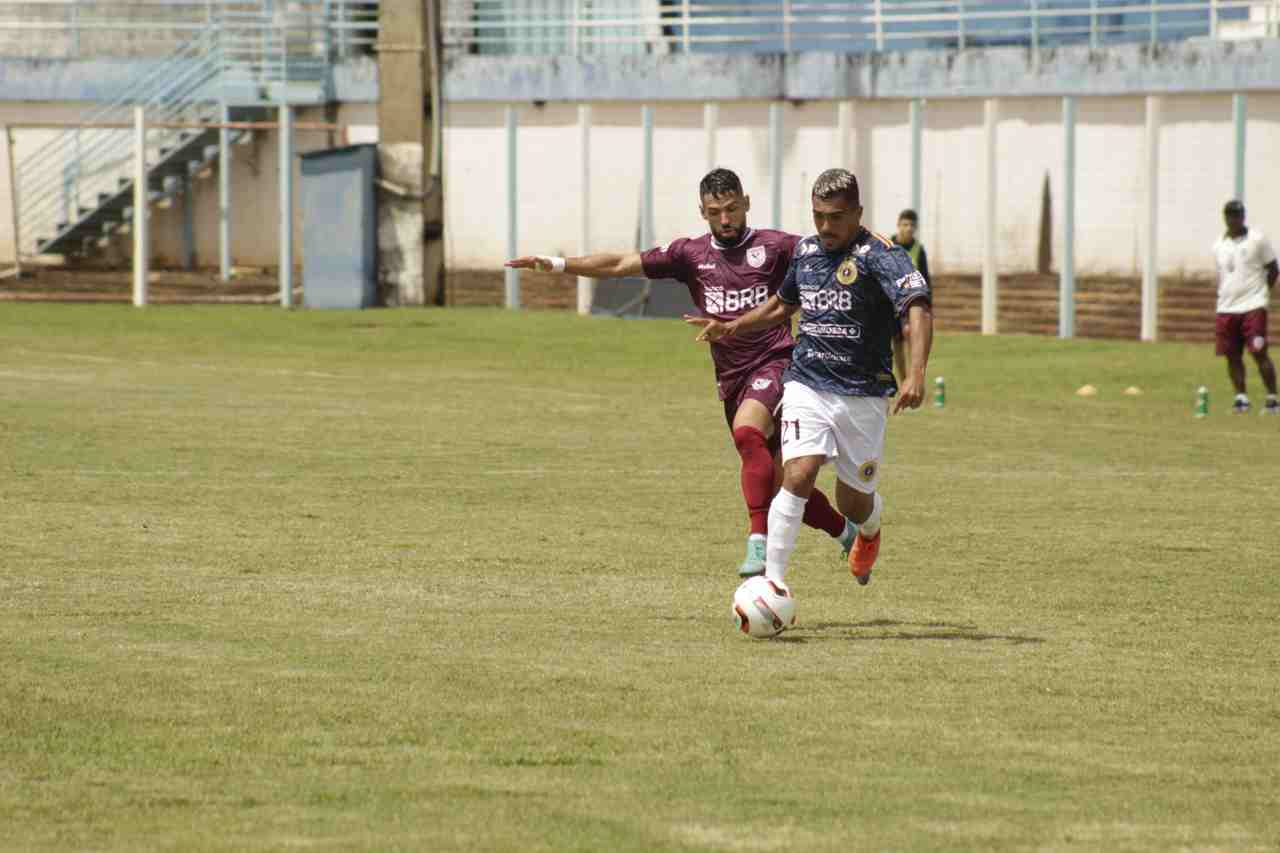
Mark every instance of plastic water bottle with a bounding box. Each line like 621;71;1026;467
1195;386;1208;418
934;376;946;409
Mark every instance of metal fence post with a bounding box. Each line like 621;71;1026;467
642;105;655;249
578;104;593;315
704;102;719;171
769;102;783;229
5;126;21;277
837;100;852;167
682;0;691;52
910;99;923;216
505;105;520;309
1233;93;1246;204
982;98;998;335
1141;94;1160;342
133;107;148;308
279;102;294;308
875;0;885;51
1060;96;1076;340
219;102;232;282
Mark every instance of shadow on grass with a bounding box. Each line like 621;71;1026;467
774;619;1044;645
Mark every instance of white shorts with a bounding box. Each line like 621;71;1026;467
777;381;888;493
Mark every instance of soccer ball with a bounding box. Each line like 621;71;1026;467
732;576;796;639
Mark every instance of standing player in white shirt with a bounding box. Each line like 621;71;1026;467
1213;200;1279;415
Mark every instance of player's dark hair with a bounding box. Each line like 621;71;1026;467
699;168;743;201
898;208;918;224
812;169;860;206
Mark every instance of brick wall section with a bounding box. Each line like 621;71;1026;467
447;270;1222;342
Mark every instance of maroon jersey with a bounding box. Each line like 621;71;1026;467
641;228;799;401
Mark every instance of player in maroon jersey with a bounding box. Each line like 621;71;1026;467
506;168;854;576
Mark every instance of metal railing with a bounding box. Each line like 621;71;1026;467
13;26;224;256
0;1;378;61
442;0;1280;55
10;1;379;258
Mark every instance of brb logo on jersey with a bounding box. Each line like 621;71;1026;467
704;284;770;314
800;289;855;312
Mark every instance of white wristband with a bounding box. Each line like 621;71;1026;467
538;255;567;273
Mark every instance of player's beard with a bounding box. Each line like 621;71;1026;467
714;224;741;244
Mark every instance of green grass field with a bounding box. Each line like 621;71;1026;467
2;304;1278;851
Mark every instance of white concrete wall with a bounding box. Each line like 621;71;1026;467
3;93;1277;275
444;93;1280;277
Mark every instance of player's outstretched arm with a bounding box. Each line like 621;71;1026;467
684;295;797;342
504;252;644;279
893;303;934;414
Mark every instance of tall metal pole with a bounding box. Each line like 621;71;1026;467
704;102;718;172
1142;94;1161;342
1060;96;1076;340
219;102;231;282
5;126;22;278
837;101;852;167
642;105;655;249
910;98;923;215
132;106;148;308
577;104;593;316
181;174;195;271
505;105;519;309
982;98;998;335
769;101;783;229
278;102;294;308
1232;93;1246;204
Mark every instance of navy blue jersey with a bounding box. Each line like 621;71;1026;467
778;229;931;397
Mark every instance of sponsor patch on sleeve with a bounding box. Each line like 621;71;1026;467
895;271;927;290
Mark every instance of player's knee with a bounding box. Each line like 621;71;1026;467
732;425;769;457
781;458;820;494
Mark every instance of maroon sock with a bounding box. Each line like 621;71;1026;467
732;426;773;536
803;487;847;538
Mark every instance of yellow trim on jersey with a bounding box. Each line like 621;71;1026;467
870;231;894;249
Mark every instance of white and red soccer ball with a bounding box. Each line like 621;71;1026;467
732;576;795;639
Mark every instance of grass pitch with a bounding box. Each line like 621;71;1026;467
1;304;1278;851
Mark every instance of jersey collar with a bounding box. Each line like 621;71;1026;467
711;227;754;252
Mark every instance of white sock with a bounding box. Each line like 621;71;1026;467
765;489;807;582
859;493;884;538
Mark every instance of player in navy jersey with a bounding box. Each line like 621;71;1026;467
688;169;934;587
505;168;855;576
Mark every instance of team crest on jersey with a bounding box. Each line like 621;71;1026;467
858;459;879;483
837;258;859;286
746;246;767;269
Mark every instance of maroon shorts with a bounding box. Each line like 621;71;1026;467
1215;309;1268;358
722;359;788;452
